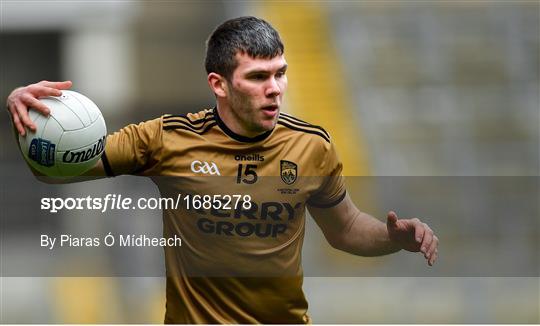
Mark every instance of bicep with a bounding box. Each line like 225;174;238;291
103;118;163;176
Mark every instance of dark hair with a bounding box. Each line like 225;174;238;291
205;16;284;81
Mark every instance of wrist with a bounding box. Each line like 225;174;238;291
386;231;403;253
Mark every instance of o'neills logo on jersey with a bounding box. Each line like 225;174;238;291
191;160;221;175
62;136;106;163
280;160;297;185
234;153;264;162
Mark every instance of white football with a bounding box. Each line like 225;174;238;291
18;90;107;177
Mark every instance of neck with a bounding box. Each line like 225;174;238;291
214;103;273;143
215;102;260;138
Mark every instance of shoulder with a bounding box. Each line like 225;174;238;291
276;112;331;144
161;108;217;134
111;116;162;137
275;113;340;173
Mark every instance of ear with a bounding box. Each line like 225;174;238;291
207;72;228;98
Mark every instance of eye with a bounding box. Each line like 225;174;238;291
250;74;267;81
276;71;286;78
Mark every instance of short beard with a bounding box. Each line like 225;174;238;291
227;82;268;134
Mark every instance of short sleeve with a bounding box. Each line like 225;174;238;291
306;141;346;208
102;117;163;176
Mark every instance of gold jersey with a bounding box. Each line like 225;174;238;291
102;108;345;323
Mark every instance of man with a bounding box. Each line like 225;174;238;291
7;16;438;323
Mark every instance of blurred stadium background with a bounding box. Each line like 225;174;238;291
1;1;538;323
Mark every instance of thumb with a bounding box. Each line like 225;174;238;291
386;211;398;228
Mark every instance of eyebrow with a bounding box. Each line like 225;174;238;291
245;64;288;75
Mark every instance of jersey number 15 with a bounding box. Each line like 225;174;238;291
236;164;258;184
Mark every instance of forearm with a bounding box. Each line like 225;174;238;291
336;210;401;257
311;195;439;265
311;195;402;256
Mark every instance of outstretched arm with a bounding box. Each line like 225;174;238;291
308;194;439;266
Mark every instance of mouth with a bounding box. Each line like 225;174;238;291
261;104;279;112
261;104;279;118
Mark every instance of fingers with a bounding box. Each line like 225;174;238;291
33;86;62;98
37;80;72;90
429;250;438;266
7;80;69;136
427;236;439;266
13;92;49;134
29;84;63;98
413;218;424;244
419;223;433;257
10;108;25;136
416;221;438;266
21;93;50;115
15;100;36;132
412;220;439;266
10;100;34;135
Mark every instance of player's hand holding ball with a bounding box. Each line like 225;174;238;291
7;80;107;177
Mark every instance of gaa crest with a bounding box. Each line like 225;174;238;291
280;160;297;185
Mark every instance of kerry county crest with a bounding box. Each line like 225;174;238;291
280;160;297;185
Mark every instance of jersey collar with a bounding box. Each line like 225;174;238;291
213;107;273;143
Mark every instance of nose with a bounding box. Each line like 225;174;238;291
265;77;281;98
